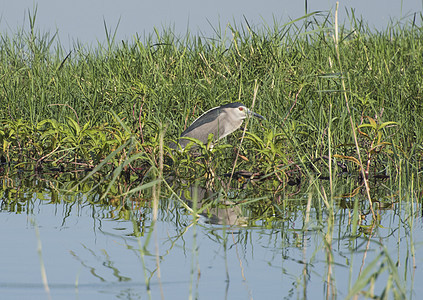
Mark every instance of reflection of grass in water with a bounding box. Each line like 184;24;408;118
23;171;419;299
32;219;52;300
70;244;135;284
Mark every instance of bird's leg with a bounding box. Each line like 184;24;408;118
204;153;215;186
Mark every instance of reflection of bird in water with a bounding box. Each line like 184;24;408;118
178;184;248;226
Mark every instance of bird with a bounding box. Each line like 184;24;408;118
174;102;265;150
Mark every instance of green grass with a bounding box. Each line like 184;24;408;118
1;10;422;136
1;9;422;208
1;10;422;204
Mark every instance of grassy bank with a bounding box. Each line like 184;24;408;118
1;11;422;194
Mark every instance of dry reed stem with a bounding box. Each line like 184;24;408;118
333;2;376;220
227;79;259;190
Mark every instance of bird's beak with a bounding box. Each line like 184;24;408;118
247;109;265;120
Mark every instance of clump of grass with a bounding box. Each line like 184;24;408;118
1;9;422;202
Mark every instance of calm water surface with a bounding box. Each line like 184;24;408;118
1;184;422;299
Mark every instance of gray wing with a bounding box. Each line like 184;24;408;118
179;109;229;146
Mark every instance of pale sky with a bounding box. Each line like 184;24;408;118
0;0;422;49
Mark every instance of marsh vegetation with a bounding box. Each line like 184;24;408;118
1;7;422;299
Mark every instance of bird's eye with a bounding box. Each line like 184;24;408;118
238;107;244;111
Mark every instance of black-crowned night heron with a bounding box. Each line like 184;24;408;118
175;102;264;150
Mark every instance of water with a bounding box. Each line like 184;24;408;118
1;184;422;299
